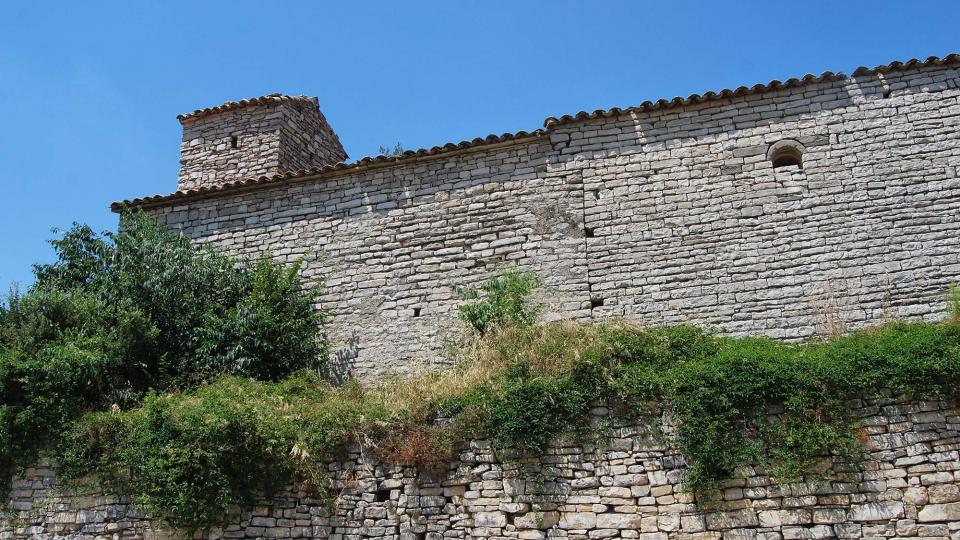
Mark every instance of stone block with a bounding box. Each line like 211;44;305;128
474;511;507;528
917;502;960;522
596;513;643;529
704;509;759;530
849;501;904;522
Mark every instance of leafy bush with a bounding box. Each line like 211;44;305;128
0;212;327;493
61;373;374;529
456;269;540;335
33;214;327;385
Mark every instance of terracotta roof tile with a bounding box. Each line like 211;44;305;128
115;54;959;212
111;130;543;211
177;93;317;123
543;54;959;127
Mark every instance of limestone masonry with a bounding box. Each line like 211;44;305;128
177;94;347;192
5;392;960;540
112;55;960;381
4;52;960;540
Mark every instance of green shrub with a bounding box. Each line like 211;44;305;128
654;322;960;491
60;373;371;530
0;212;327;494
470;364;603;455
33;213;328;386
456;269;540;335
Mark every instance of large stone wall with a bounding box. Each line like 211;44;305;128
138;62;960;381
569;67;960;340
151;139;589;381
5;392;960;539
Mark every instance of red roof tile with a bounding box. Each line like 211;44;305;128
543;54;959;127
115;54;959;212
177;93;317;123
111;130;542;211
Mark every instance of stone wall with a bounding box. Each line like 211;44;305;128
137;62;960;381
568;67;960;340
152;138;589;381
177;96;346;191
276;99;348;175
5;392;960;539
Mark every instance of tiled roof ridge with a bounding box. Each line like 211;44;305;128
111;130;543;211
543;54;960;127
177;93;317;123
114;53;959;212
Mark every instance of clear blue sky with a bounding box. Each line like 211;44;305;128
1;1;956;291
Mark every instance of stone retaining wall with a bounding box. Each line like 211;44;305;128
4;392;959;539
140;62;960;381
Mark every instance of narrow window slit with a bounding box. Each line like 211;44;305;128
230;136;239;149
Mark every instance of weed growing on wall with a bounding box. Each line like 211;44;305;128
61;319;960;530
949;282;960;322
61;374;370;528
377;142;405;157
455;269;541;335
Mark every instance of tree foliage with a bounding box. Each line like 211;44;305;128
0;213;327;492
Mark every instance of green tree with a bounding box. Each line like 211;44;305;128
0;212;327;488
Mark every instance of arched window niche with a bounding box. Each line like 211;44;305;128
767;139;806;170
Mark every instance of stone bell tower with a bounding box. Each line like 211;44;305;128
176;94;348;191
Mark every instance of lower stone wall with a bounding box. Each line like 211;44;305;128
4;393;959;540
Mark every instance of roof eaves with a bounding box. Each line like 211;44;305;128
176;93;317;123
542;54;960;128
111;129;545;212
117;53;959;213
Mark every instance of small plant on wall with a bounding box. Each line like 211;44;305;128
455;269;541;335
949;282;960;322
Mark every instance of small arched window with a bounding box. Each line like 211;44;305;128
767;140;805;170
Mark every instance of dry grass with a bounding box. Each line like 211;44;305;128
949;282;960;323
812;280;849;339
361;320;635;469
365;321;624;419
